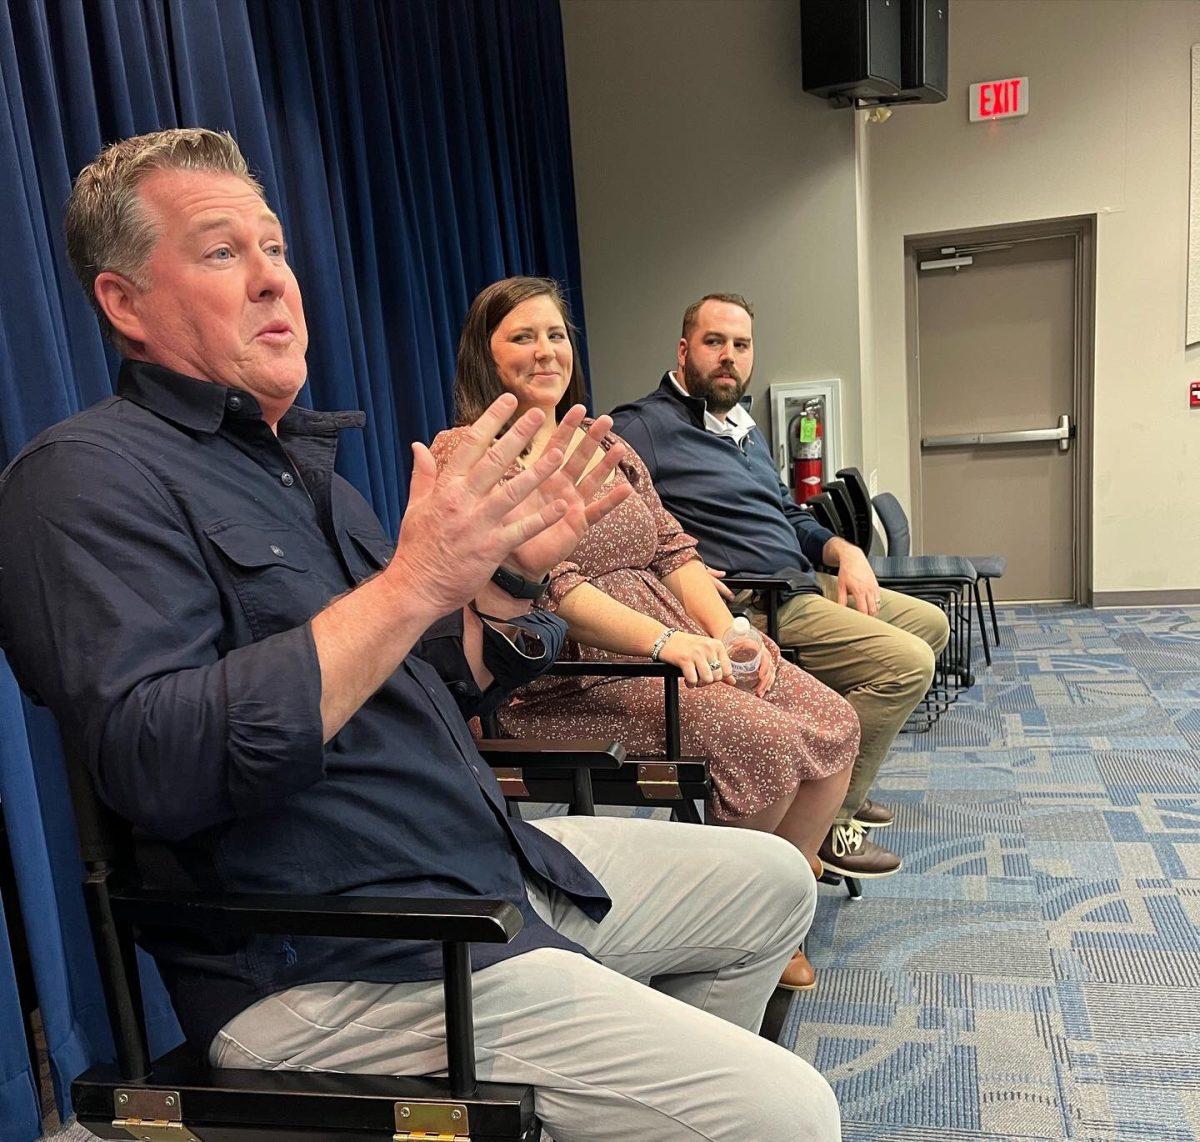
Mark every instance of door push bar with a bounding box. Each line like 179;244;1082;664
922;414;1074;453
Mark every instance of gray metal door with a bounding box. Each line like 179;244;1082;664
914;234;1082;602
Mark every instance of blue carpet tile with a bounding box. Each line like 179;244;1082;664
790;605;1200;1141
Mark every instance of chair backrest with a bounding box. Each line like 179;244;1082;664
825;482;873;554
834;467;875;555
822;480;860;550
871;492;911;557
804;491;842;537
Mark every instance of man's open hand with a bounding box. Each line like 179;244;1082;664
503;406;631;580
388;396;630;619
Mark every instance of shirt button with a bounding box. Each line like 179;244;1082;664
280;472;294;487
270;544;285;557
227;394;243;411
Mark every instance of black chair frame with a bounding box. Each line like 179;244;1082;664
484;661;709;824
71;740;623;1141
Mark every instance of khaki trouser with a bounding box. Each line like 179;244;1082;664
211;816;841;1142
746;572;950;818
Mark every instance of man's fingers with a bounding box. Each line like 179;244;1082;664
502;497;570;550
541;408;584;475
575;439;625;502
408;442;438;504
486;447;566;520
714;577;735;601
559;407;605;483
582;481;632;526
443;394;521;476
838;580;849;608
463;406;546;495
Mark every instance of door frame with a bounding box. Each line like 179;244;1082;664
903;215;1096;605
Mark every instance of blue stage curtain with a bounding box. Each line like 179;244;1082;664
0;1;586;1135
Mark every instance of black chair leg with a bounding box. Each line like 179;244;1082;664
973;583;991;667
844;876;862;901
671;798;703;825
759;985;793;1044
985;578;1000;644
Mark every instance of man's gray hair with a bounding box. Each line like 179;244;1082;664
65;127;265;350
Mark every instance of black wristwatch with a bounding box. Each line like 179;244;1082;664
490;564;550;601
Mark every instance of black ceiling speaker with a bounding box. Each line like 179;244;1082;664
900;0;949;103
800;0;902;104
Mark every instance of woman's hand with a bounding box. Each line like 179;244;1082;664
504;407;631;579
657;631;732;688
751;641;778;698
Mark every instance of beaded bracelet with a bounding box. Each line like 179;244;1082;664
649;627;680;662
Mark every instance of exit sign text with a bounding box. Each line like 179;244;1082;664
969;77;1029;122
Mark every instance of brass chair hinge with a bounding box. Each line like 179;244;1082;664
637;762;681;800
112;1089;200;1141
493;766;530;798
394;1100;470;1141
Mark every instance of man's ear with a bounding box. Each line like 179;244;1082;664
94;271;147;346
676;337;688;375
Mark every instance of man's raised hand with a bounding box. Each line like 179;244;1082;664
387;398;631;620
502;406;631;580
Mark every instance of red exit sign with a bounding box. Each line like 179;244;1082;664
969;76;1029;122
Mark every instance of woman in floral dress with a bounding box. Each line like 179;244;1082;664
432;277;860;989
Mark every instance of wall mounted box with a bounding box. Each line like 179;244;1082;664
800;0;902;102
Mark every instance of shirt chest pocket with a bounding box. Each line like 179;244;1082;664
343;527;395;582
203;522;325;640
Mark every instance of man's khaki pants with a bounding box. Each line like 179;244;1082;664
210;816;841;1141
748;572;950;818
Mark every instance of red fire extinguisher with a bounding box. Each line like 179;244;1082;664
790;402;823;504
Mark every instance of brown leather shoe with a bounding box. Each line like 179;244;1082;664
779;948;816;991
851;798;894;829
818;820;902;878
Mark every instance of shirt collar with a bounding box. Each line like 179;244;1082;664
667;371;756;443
117;359;365;437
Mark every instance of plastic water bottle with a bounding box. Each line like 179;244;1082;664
723;616;763;691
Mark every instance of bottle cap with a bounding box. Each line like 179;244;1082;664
732;615;751;634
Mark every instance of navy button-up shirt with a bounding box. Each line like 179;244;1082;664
0;361;610;1052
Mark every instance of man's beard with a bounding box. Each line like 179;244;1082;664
682;358;750;415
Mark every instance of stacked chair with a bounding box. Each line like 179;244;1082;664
813;469;983;730
869;490;1007;666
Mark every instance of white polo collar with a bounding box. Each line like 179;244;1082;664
669;371;756;445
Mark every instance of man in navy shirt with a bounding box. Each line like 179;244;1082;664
612;294;950;881
0;133;839;1140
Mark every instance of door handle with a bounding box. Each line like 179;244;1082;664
922;414;1074;453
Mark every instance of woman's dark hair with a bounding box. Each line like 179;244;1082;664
453;276;589;426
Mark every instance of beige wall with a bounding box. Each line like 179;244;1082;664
561;0;863;463
862;0;1200;593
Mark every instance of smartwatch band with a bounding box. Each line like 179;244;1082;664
490;563;550;601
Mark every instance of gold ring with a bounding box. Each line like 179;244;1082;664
708;660;722;670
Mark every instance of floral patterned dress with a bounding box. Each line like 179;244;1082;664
429;423;858;821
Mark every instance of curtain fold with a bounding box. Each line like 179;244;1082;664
0;2;585;1135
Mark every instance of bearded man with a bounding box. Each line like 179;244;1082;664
611;294;950;880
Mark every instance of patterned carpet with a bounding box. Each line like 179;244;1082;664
789;604;1200;1141
41;604;1200;1142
